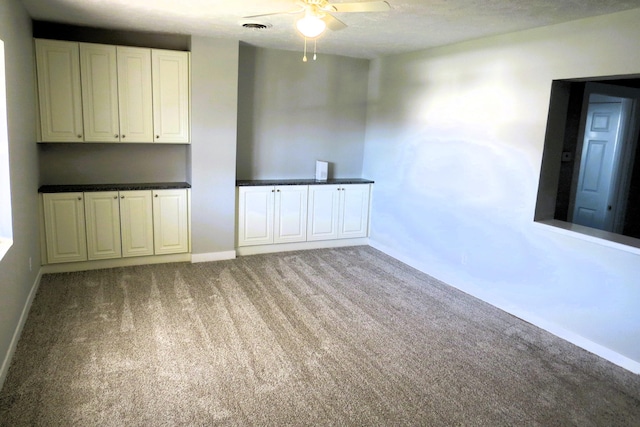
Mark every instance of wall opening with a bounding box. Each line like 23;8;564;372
535;75;640;250
0;39;13;259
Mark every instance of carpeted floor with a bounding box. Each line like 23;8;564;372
1;246;639;426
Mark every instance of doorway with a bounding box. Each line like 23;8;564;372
569;83;640;234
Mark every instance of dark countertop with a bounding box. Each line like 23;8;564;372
236;178;374;187
38;182;191;193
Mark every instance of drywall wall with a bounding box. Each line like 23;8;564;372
236;45;369;180
0;0;41;387
363;9;640;369
38;144;189;185
189;37;239;258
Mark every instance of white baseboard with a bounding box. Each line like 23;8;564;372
369;239;640;375
191;251;237;263
0;269;42;390
41;253;192;274
236;238;369;256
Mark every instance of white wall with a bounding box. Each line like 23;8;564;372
0;0;41;387
189;37;239;259
236;46;369;180
364;9;640;370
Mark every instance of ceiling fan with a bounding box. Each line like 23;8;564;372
244;0;391;60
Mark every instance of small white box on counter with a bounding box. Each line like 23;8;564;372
315;160;328;181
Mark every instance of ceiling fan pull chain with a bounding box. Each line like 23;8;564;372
313;39;317;61
303;37;308;62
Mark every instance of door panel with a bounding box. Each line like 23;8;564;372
274;186;308;243
573;101;623;231
120;190;154;257
80;43;120;142
118;47;153;142
85;192;122;260
307;185;340;241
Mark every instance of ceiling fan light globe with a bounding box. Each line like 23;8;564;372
296;15;326;38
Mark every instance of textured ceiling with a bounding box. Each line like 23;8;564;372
19;0;640;58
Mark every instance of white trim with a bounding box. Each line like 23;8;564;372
41;253;191;274
191;250;237;263
0;269;42;389
0;238;11;261
236;238;369;256
534;219;640;255
369;239;640;374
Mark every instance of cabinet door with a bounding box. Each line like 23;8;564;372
117;47;153;143
274;186;308;244
42;193;87;263
152;189;189;254
35;39;83;142
80;43;120;142
84;191;122;260
152;50;190;143
338;184;371;239
238;186;274;246
307;185;340;241
120;190;154;257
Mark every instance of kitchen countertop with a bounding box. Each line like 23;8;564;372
38;182;191;193
236;178;374;186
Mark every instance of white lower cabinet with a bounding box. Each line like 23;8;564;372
42;193;87;264
308;184;371;241
120;191;154;257
84;191;122;260
42;188;189;265
237;183;370;248
153;189;189;255
237;185;309;247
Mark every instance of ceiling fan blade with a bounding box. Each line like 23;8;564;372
323;13;347;31
328;1;391;13
242;7;303;19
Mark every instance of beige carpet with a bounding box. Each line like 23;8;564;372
1;246;639;426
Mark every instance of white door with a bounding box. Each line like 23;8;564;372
307;185;340;241
152;49;190;143
117;47;154;143
338;184;370;239
237;186;275;246
35;39;84;142
274;186;308;244
153;189;189;254
42;193;87;263
84;191;122;260
572;100;624;231
120;190;154;257
80;43;120;142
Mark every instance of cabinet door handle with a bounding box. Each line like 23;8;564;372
77;134;82;139
114;134;119;139
277;189;280;192
155;194;158;198
156;135;160;139
113;196;118;199
77;197;82;201
271;189;275;193
122;135;126;139
121;196;124;199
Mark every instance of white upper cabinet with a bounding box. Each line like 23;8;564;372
80;43;120;142
35;39;84;142
35;39;189;143
117;47;154;143
152;49;190;143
